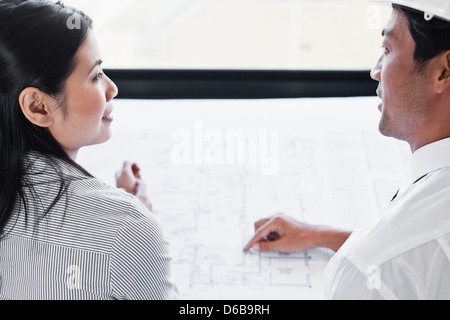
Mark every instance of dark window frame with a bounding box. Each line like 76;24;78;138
105;69;377;99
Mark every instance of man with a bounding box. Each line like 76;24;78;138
244;0;450;299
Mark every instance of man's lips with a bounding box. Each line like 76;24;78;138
376;88;383;99
376;89;383;111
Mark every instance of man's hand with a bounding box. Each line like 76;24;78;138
243;213;351;253
243;214;320;253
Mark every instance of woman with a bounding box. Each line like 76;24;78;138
0;0;176;300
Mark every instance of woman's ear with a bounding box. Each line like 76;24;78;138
18;87;55;128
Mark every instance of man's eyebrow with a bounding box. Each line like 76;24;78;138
381;28;393;39
88;59;103;75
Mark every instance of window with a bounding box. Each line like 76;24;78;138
61;0;391;70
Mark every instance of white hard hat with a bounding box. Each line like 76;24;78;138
369;0;450;22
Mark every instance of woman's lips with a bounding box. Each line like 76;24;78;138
102;113;114;122
102;106;114;122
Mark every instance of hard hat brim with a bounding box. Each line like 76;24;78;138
369;0;450;22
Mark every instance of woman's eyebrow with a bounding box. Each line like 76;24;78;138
88;59;103;75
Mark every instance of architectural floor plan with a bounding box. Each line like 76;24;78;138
78;97;408;299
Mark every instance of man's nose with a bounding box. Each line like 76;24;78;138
371;55;383;82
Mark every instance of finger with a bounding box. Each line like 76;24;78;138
243;231;265;252
266;232;280;241
243;222;278;252
116;162;129;178
243;236;264;252
257;237;290;253
256;240;279;252
254;218;270;232
254;213;285;231
132;163;141;178
122;161;131;169
135;179;147;193
119;161;133;175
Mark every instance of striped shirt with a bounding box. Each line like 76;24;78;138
0;152;177;300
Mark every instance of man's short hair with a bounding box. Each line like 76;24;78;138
394;4;450;72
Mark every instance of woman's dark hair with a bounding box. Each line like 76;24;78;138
394;4;450;72
0;0;94;236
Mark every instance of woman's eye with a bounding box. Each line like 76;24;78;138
93;73;104;81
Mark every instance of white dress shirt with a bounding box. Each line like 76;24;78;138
324;138;450;300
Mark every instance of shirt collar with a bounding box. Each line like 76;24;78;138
403;137;450;188
24;151;87;182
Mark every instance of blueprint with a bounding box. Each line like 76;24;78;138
77;97;409;299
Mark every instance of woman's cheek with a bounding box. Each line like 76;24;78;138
74;92;105;119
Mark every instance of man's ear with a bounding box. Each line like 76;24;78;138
18;87;55;128
436;50;450;95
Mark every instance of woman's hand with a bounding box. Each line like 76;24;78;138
115;161;138;194
115;161;153;212
243;213;351;253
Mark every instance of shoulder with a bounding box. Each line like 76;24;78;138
341;167;450;265
378;237;450;299
324;253;387;299
69;177;161;238
69;177;169;257
326;237;450;299
37;166;161;253
22;152;170;257
405;167;450;201
107;190;176;300
71;177;149;217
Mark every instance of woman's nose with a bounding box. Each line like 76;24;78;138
105;74;119;101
